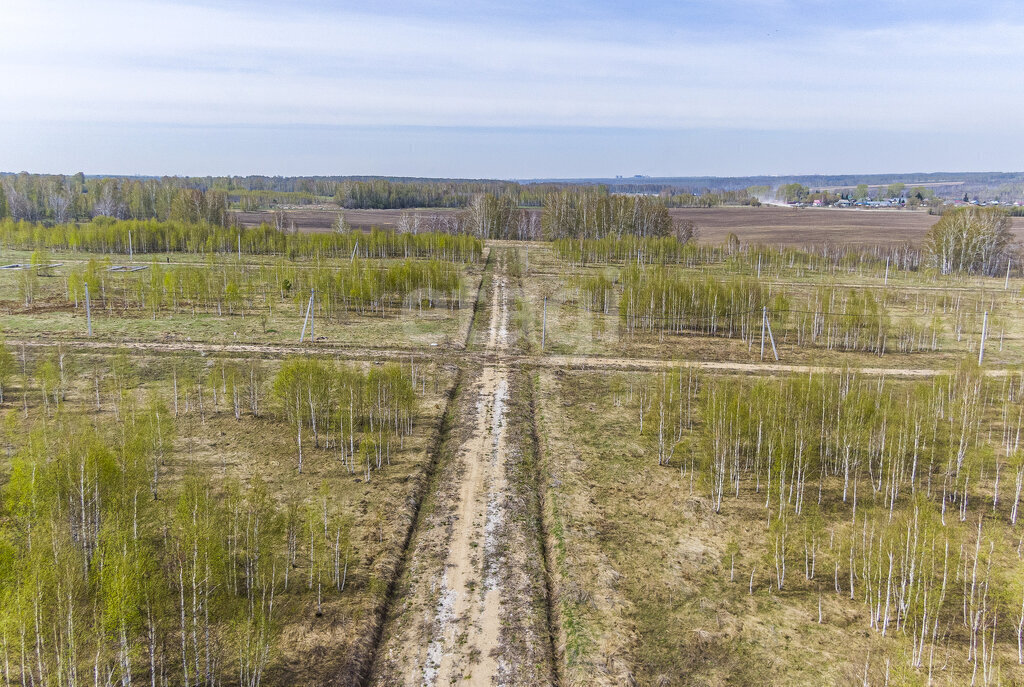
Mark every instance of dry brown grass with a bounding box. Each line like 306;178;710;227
9;228;1024;685
231;207;463;233
0;256;479;351
535;369;1024;686
515;241;1024;369
4;349;455;686
671;206;1022;247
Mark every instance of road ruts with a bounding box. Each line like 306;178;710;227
10;338;1010;379
369;251;555;686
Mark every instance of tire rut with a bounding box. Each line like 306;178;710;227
368;249;556;686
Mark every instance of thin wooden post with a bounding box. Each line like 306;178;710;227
300;292;313;342
760;306;767;361
766;310;779;361
85;282;93;337
979;310;988;365
542;296;547;352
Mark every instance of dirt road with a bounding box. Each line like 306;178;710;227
424;274;512;685
370;256;554;686
11;337;1012;379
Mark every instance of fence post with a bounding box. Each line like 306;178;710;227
765;309;779;361
85;283;93;337
300;292;313;342
542;296;547;352
760;306;767;361
979;310;988;365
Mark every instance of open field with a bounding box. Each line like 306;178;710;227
7;0;1024;677
3;218;1024;686
670;206;1024;246
0;248;482;350
0;345;456;686
231;208;459;233
232;205;1024;247
514;239;1024;369
536;367;1024;685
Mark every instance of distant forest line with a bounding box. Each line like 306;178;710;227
1;171;1022;225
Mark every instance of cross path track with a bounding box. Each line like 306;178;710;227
9;337;1009;379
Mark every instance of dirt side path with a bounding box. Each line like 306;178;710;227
371;256;554;686
13;338;1011;380
537;355;1014;378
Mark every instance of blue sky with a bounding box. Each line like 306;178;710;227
1;0;1022;178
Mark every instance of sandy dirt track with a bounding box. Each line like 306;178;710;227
370;264;553;686
9;337;1012;379
424;273;512;685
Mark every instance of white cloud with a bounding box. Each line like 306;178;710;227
1;0;1023;133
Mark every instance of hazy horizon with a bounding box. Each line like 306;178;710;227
4;158;1024;185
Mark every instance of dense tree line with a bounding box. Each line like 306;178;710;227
0;174;539;218
232;190;322;211
1;181;701;242
541;191;675;240
334;179;508;209
614;266;781;341
196;175;563;207
0;174;227;225
553;235;924;275
552;235;699;266
0;358;281;687
661;189;759;207
924;207;1017;276
0;219;483;262
232;179;559;211
389;194;543;240
272;359;416;476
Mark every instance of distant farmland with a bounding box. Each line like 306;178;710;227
232;205;1024;246
669;206;1022;245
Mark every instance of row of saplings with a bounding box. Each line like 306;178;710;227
627;364;1024;681
0;219;484;263
576;266;988;355
553;235;923;274
0;353;421;687
49;256;467;317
